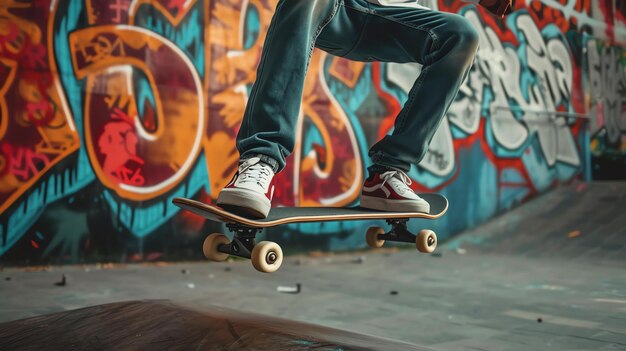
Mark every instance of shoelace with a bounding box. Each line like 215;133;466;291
379;170;413;195
238;158;273;188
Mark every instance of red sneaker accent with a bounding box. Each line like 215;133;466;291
360;170;430;213
217;158;275;218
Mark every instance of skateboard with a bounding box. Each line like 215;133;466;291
173;194;448;273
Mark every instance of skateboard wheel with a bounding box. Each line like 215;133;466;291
251;241;283;273
416;229;437;253
203;233;230;262
365;226;385;249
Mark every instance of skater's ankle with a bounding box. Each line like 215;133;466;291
367;164;404;179
241;154;280;174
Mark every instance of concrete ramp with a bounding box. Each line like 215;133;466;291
447;181;626;261
0;300;431;351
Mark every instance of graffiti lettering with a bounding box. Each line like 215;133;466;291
70;25;204;200
1;0;623;263
453;9;579;167
0;0;79;218
2;144;50;181
587;40;626;144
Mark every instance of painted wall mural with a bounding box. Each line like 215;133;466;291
0;0;623;264
585;37;626;179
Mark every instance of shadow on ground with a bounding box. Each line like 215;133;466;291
0;300;429;350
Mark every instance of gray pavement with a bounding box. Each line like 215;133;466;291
1;248;625;350
1;181;625;350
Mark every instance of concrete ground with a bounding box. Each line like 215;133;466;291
1;249;625;350
1;182;625;350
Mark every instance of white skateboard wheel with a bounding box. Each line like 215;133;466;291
203;233;230;261
365;226;385;248
251;241;283;273
416;229;437;253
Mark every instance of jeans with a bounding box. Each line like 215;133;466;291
236;0;479;173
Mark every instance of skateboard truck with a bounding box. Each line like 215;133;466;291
205;219;437;273
217;223;258;259
203;223;284;273
380;219;416;243
366;219;437;253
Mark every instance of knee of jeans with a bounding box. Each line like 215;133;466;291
456;15;479;55
444;14;480;55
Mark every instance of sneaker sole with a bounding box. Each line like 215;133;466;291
360;195;431;213
217;188;271;219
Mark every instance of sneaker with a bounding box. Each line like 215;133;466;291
360;170;430;213
217;157;275;218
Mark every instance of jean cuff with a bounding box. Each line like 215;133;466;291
241;154;280;173
368;163;405;176
369;151;411;173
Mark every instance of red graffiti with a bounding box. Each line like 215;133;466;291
0;22;22;53
98;108;145;185
108;0;131;23
0;22;47;69
23;42;47;69
112;165;146;186
26;100;54;126
0;147;10;177
1;143;50;181
598;0;616;43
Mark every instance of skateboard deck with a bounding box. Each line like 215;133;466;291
173;194;447;273
172;193;447;228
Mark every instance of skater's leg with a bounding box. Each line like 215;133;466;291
221;0;370;217
340;2;479;172
313;1;479;212
236;0;341;172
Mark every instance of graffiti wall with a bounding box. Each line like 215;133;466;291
0;0;623;264
585;31;626;178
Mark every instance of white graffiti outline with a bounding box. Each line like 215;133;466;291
387;9;582;177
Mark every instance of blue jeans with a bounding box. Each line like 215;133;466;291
236;0;479;173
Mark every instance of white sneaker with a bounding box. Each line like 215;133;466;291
360;170;431;213
217;157;276;218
